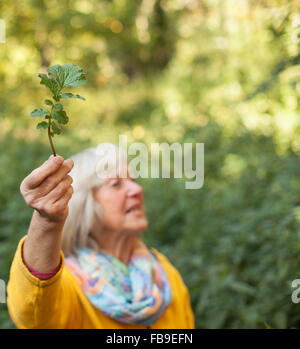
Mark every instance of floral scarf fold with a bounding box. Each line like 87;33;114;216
65;240;172;326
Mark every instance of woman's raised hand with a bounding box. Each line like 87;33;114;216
20;155;74;223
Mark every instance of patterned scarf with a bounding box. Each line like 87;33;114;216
65;240;172;326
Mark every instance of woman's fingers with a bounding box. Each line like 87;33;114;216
24;155;64;190
46;186;74;221
20;156;75;223
55;186;74;206
37;159;74;197
46;175;73;203
34;180;74;222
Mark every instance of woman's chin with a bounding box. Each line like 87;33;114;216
125;217;148;234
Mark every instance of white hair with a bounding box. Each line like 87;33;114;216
61;143;128;256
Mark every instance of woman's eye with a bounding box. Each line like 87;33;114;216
111;180;121;187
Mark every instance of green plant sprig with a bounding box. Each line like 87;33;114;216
30;64;87;156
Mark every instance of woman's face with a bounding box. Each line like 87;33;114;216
92;166;148;235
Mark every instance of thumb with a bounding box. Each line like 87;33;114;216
49;154;64;165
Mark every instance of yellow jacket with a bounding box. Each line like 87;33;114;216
7;236;195;329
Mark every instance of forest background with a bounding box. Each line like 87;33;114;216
1;0;300;329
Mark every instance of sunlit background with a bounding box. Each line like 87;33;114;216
1;0;300;328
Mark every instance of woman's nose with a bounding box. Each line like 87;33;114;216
127;179;143;197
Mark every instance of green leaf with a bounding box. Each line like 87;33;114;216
44;99;53;106
38;73;60;99
54;103;63;111
51;121;62;135
36;121;49;129
47;64;87;88
52;109;69;124
60;93;73;99
60;92;86;100
30;108;49;117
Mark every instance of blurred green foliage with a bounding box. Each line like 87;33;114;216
1;0;300;328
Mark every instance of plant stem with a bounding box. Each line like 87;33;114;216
48;105;56;156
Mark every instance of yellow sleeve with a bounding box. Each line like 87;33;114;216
7;236;83;329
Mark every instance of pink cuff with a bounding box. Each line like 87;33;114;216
25;260;61;280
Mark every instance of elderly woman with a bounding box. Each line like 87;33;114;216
7;144;194;329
